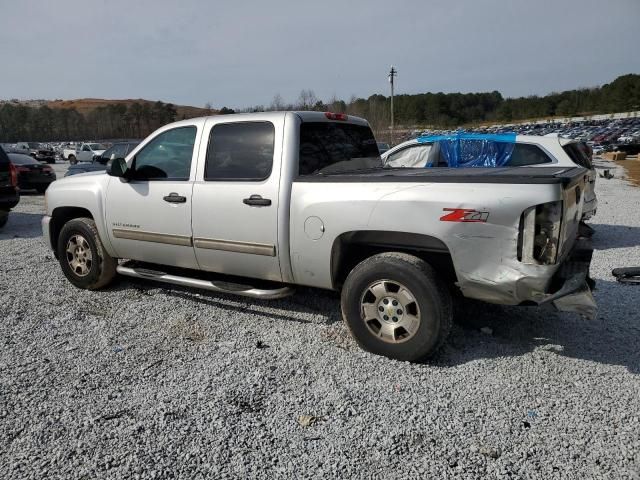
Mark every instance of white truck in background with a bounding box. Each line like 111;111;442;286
64;143;107;164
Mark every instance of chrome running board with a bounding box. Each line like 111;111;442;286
116;263;294;300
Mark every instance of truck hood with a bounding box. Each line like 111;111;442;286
61;170;107;179
53;171;107;188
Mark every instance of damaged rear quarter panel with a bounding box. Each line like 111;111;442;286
290;180;565;304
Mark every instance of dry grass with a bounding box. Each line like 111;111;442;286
616;156;640;186
46;98;211;119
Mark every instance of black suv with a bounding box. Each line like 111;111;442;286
64;141;140;177
0;145;20;228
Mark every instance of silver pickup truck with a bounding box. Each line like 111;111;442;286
42;112;596;361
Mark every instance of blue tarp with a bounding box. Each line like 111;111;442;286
416;132;516;167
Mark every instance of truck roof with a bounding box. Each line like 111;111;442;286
164;111;369;128
515;134;579;147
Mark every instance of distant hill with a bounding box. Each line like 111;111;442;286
45;98;213;118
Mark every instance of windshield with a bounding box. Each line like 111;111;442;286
89;143;106;150
100;146;114;156
27;142;40;149
298;122;381;175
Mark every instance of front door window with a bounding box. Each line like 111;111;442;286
133;127;196;180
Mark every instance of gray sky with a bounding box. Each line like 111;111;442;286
1;0;639;108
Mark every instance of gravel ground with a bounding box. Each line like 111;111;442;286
1;160;639;479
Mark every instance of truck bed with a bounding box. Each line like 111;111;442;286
297;166;588;186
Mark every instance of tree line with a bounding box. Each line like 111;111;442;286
0;101;178;142
1;74;638;143
240;74;640;135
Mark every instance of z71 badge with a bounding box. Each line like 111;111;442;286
440;208;489;223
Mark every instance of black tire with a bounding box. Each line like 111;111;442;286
36;185;49;194
57;217;116;290
69;155;77;165
341;252;452;362
0;211;8;228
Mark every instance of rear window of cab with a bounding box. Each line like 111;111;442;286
298;122;381;175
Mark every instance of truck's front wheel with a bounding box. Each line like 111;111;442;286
57;218;116;290
341;252;452;362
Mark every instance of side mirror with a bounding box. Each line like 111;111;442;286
107;157;129;179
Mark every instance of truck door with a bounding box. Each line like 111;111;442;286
79;144;92;161
105;125;201;269
190;116;283;282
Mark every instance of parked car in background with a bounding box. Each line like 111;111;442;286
8;153;56;193
65;141;140;177
66;143;108;164
382;134;598;220
0;145;20;228
14;142;55;164
62;144;79;161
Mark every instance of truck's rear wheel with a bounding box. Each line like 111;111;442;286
341;252;452;362
68;155;77;165
57;218;116;290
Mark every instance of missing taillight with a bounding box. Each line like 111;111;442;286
533;201;562;264
519;200;562;265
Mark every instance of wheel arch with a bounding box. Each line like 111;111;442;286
49;206;94;258
330;230;457;290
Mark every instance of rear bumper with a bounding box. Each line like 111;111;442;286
457;232;597;319
538;236;597;319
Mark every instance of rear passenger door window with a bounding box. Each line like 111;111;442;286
205;122;275;180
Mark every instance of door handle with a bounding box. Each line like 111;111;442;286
163;193;187;203
243;194;271;207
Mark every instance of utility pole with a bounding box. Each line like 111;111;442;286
388;65;397;145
